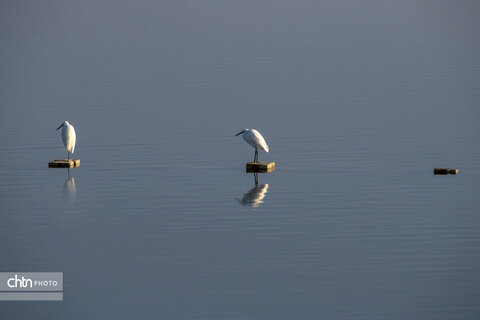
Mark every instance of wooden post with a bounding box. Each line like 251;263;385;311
433;168;458;175
246;162;275;173
49;159;80;168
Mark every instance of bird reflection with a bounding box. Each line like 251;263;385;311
62;169;76;206
237;173;269;208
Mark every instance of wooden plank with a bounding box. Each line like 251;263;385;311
433;168;458;175
246;161;275;173
48;159;80;168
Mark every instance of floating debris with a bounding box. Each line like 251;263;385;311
434;168;458;175
246;162;275;173
49;159;80;168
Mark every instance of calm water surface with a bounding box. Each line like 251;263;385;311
1;1;480;319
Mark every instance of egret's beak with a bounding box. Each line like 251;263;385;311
56;124;63;131
235;130;244;136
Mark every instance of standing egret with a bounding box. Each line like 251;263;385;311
56;121;76;160
235;128;269;162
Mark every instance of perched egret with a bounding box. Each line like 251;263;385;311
235;128;269;162
56;121;76;160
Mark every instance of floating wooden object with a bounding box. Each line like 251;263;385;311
246;161;275;173
434;168;458;175
49;159;80;168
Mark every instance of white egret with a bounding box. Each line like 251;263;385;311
235;128;269;162
56;121;76;160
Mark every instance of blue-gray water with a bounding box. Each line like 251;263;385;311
1;1;480;319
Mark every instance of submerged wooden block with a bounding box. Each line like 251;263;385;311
49;159;80;168
246;161;275;173
434;168;458;175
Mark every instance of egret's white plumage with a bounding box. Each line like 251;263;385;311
235;128;269;162
56;121;76;159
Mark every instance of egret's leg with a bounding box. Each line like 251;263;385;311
68;152;70;160
254;149;258;162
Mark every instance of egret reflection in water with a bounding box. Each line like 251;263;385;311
62;169;76;206
237;173;269;208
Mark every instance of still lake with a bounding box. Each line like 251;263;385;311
1;1;479;319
